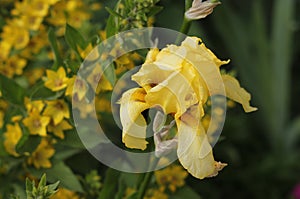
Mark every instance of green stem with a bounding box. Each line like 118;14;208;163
136;157;160;199
175;0;193;44
179;18;192;35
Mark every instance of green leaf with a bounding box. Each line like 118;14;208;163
28;80;64;101
105;0;122;37
64;59;81;74
38;174;47;189
0;74;26;105
44;162;83;192
115;173;139;199
105;7;123;18
98;168;120;199
147;6;163;17
29;163;82;193
286;117;300;149
16;125;41;154
47;181;60;192
55;129;85;149
270;0;296;144
65;24;88;53
170;186;202;199
26;178;34;193
103;63;116;87
48;28;63;70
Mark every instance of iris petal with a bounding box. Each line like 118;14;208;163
119;88;150;150
222;74;257;112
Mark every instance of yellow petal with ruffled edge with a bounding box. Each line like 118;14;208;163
132;63;175;88
222;74;257;113
119;88;150;150
177;105;226;179
145;63;197;118
181;37;230;67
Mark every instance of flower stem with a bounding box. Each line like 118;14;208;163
136;157;160;199
179;18;192;35
175;0;193;44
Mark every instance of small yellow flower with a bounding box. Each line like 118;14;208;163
21;15;44;31
77;43;94;59
28;139;55;169
24;68;45;85
25;98;45;113
6;55;27;76
155;165;188;192
4;123;22;157
87;65;113;94
50;188;80;199
47;120;73;139
2;21;30;50
44;67;69;92
43;100;70;125
144;189;168;199
27;0;50;17
65;75;88;101
23;110;50;136
0;41;11;60
95;96;111;113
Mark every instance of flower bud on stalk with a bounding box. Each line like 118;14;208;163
185;0;221;20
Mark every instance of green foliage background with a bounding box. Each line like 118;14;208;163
155;0;300;198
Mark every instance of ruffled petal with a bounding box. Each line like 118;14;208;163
222;74;257;113
119;88;150;150
145;64;197;118
177;105;226;179
132;63;175;87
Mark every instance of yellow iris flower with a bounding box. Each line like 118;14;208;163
119;37;257;179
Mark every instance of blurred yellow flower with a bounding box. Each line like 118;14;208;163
48;119;73;139
25;98;45;113
23;110;50;137
26;0;50;17
119;36;257;179
4;123;22;157
44;67;69;92
24;68;45;85
0;111;4;129
5;55;27;77
21;15;43;31
50;188;80;199
43;100;70;125
28;139;55;169
65;75;88;101
87;65;113;94
155;165;188;192
95;96;111;113
0;41;11;60
144;189;168;199
1;22;30;50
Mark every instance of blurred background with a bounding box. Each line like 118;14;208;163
156;0;300;198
